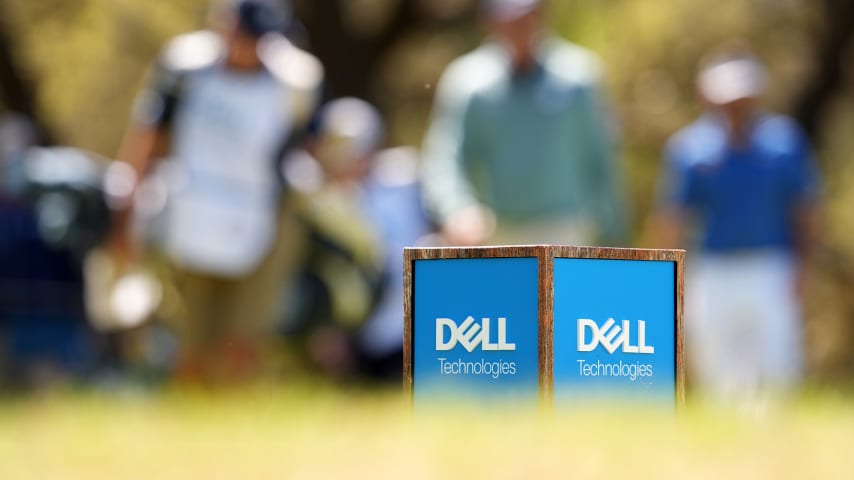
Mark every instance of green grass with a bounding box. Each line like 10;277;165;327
0;386;851;479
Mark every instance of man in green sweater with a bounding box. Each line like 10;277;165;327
422;0;625;246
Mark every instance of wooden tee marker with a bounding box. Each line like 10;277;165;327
403;245;684;407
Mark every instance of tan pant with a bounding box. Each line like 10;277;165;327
167;207;306;358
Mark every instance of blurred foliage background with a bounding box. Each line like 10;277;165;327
1;0;851;380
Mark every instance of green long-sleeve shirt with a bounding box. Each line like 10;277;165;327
421;36;626;245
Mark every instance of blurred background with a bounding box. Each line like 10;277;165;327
0;0;852;389
0;0;853;478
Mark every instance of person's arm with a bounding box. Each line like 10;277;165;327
647;206;687;250
791;201;819;300
420;63;493;246
107;61;181;264
645;137;696;249
106;123;165;262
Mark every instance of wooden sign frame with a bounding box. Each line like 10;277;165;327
403;245;685;405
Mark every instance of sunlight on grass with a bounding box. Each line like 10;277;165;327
0;386;851;479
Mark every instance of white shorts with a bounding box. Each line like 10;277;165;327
686;251;803;400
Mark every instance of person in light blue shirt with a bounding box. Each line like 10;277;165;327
655;47;821;406
282;98;433;381
421;0;625;246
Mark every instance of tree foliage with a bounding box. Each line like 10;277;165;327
1;0;852;377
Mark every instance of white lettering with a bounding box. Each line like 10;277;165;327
576;319;656;354
435;316;516;352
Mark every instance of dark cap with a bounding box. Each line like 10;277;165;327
234;0;290;37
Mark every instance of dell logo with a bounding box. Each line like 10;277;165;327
577;319;655;354
436;317;516;352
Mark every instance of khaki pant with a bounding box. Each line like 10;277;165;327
166;207;306;361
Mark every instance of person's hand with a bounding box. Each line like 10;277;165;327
103;161;140;272
441;205;496;246
105;226;136;274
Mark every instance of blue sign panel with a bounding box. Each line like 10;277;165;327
413;257;539;402
553;258;676;403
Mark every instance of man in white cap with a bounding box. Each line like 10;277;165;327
421;0;625;246
654;46;822;406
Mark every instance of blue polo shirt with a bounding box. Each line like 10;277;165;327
662;113;820;253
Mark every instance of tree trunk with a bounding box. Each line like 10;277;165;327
293;0;420;101
0;13;54;145
791;0;854;145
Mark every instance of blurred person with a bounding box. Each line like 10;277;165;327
652;47;821;406
421;0;625;246
0;114;35;197
0;117;102;388
107;0;324;383
355;144;433;381
282;98;432;382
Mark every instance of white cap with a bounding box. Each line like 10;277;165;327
698;57;767;105
484;0;542;21
316;98;384;175
319;98;384;157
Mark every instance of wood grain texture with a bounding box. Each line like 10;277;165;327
537;248;554;405
402;249;415;399
550;245;684;263
404;245;545;260
402;245;686;407
549;246;685;407
675;250;686;407
402;246;544;399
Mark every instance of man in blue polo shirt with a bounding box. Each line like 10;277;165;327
654;48;821;405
